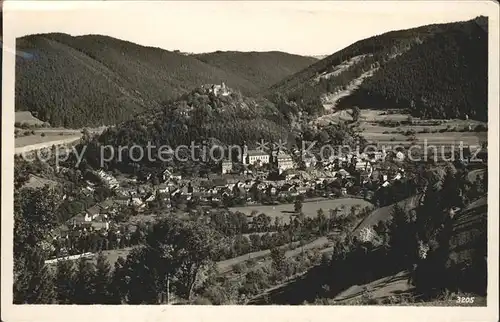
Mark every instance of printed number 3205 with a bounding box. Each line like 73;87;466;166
456;297;475;304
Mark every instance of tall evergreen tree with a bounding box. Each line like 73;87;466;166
93;252;113;304
72;258;97;304
109;257;128;304
13;187;60;304
55;259;75;304
13;248;55;304
440;165;463;211
388;204;417;269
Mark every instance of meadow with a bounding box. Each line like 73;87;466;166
314;109;487;153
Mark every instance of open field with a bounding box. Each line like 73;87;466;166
14;113;107;155
314;109;412;125
315;109;487;125
313;109;487;148
230;198;373;220
14;135;82;155
15;134;82;148
363;131;487;148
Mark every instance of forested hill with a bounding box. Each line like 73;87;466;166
15;33;315;128
84;85;294;173
99;85;290;148
268;16;488;121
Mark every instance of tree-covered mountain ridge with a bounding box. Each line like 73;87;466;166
268;16;488;121
15;33;316;128
97;84;291;154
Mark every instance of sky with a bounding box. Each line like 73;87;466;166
2;1;495;56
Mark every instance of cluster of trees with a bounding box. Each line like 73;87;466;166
371;177;421;207
13;181;371;304
14;157;55;189
17;217;221;304
74;89;292;174
15;35;148;128
242;247;323;301
200;246;324;305
214;224;314;262
47;219;150;259
14;187;61;303
15;155;88;192
318;164;487;302
205;203;376;304
15;156;120;224
202;201;373;261
14;188;221;305
305;121;366;146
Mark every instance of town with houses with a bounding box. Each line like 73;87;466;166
40;138;458;263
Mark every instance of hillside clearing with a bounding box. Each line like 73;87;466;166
321;68;379;112
15;111;45;126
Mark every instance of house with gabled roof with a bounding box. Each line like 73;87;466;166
157;182;170;194
86;205;101;220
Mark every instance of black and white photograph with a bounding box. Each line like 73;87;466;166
1;1;498;321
